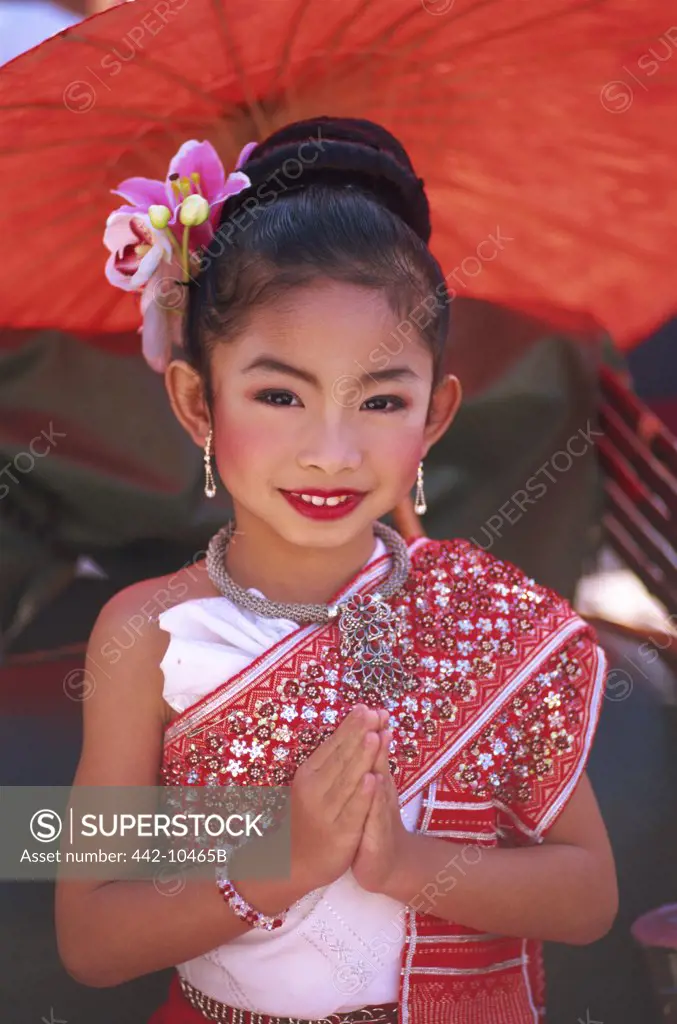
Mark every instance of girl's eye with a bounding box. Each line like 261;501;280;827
255;390;300;407
254;390;407;412
362;395;407;412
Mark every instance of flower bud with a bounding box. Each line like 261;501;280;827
148;204;171;230
179;194;210;227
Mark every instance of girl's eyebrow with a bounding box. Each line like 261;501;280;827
242;355;420;388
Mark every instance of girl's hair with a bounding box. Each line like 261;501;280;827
184;116;450;410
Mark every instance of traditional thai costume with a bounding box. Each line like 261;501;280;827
150;530;607;1024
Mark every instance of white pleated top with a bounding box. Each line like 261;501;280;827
158;536;423;1018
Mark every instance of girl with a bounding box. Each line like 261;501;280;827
55;116;618;1024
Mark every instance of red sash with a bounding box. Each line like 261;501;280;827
162;537;607;1023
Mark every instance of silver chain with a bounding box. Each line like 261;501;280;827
205;519;410;624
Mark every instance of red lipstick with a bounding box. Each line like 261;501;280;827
279;489;366;520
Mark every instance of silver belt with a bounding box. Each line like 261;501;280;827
178;976;399;1024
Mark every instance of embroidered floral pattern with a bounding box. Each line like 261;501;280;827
452;634;589;805
162;540;596;815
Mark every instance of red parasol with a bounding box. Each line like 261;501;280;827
0;0;675;354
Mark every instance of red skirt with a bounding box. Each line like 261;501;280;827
148;973;205;1024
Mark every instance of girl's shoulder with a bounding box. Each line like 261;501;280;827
72;561;222;794
95;557;219;634
88;558;221;723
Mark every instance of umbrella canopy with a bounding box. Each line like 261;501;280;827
0;0;675;352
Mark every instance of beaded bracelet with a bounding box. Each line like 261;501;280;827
216;877;287;931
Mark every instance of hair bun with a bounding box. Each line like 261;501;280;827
231;115;431;243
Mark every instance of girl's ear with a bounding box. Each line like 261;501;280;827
421;374;463;456
164;358;212;447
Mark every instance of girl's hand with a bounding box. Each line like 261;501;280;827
288;704;387;895
351;728;412;894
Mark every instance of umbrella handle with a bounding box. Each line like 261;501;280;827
391;495;426;540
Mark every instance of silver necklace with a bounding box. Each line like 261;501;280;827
205;519;412;700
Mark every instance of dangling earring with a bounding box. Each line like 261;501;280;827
413;460;427;515
204;428;216;498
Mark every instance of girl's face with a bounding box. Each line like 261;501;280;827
181;279;460;550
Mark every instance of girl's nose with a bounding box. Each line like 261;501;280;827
297;424;362;475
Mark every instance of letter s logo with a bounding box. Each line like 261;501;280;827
30;809;63;843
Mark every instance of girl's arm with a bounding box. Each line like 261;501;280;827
55;584;305;989
382;773;618;944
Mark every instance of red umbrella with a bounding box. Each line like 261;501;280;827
0;0;675;353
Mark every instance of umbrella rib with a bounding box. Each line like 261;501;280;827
55;279;135;336
439;0;608;63
1;0;669;342
16;215;117;270
435;221;577;307
358;3;436;124
0;137;172;160
428;176;663;257
1;113;459;219
341;0;626;122
279;0;501;109
322;0;390;62
270;0;315;105
0;101;219;127
75;279;139;333
1;0;615;149
120;120;215;179
210;0;270;140
51;30;225;111
286;0;392;117
357;0;501;68
2;239;134;327
372;0;603;68
10;184;106;218
0;135;136;155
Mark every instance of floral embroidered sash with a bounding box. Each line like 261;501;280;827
161;536;607;1023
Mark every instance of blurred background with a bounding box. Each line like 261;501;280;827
0;2;676;1023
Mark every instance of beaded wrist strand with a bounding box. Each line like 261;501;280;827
216;878;287;931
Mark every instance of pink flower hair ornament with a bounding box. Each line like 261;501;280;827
103;140;256;372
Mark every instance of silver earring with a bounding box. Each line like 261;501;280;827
413;460;427;515
204;428;216;498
